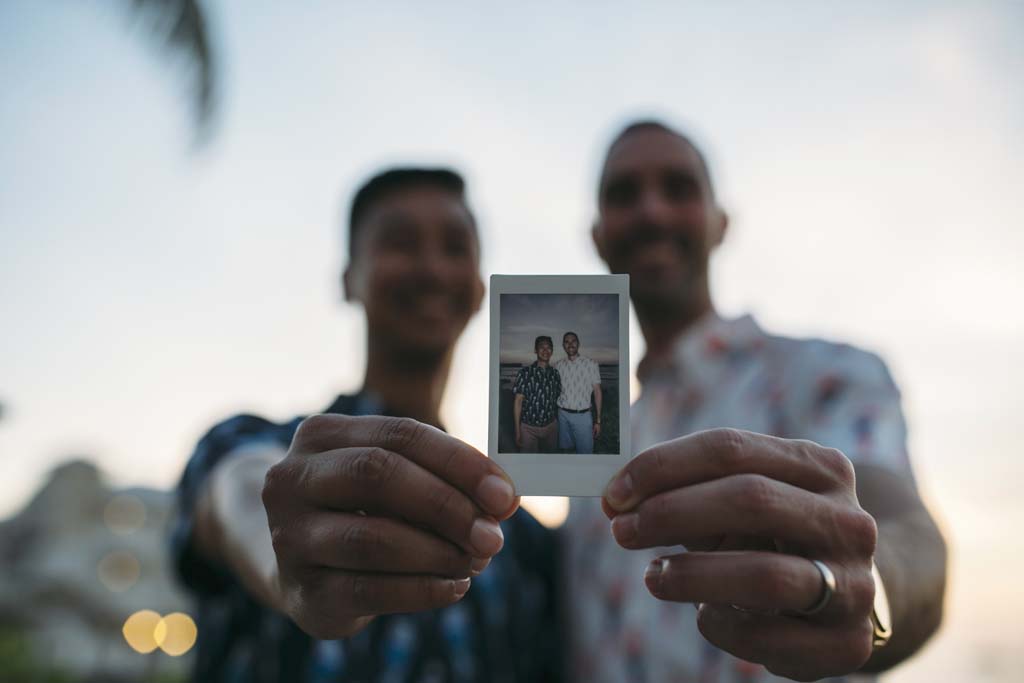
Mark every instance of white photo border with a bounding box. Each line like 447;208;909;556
488;274;631;496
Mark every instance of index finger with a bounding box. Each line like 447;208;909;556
603;428;855;514
293;414;517;518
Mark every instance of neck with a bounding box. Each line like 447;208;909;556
635;284;714;366
361;331;451;428
536;358;549;367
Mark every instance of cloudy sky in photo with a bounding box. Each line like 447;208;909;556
499;293;618;364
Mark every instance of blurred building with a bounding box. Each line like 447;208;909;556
0;459;193;681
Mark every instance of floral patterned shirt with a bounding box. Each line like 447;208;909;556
513;362;562;427
566;313;916;683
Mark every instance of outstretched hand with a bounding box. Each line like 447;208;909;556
263;414;519;639
603;428;878;681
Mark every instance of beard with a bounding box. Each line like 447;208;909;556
605;221;709;317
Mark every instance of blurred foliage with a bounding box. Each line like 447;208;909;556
0;626;187;683
125;0;217;139
0;627;74;683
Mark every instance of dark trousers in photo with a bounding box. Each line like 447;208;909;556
520;420;558;453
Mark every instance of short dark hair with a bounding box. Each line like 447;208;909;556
347;167;473;260
563;331;579;343
534;335;553;351
602;119;716;199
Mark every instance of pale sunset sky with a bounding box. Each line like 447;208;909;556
1;2;1022;681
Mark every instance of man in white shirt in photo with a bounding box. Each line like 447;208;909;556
554;331;603;454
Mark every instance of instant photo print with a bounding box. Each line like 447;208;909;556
488;274;631;496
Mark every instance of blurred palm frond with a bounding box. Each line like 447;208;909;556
127;0;217;140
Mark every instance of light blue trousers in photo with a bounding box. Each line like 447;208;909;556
558;409;594;454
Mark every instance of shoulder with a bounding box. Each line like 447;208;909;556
194;412;299;455
760;329;900;398
183;412;303;487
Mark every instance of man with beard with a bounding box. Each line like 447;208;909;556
513;335;561;453
554;331;603;454
170;168;560;683
570;121;947;682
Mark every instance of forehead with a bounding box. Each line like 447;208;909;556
563;334;578;342
364;185;474;228
601;129;707;186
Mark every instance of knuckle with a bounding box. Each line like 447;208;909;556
340;519;381;555
294;413;336;447
262;460;300;512
818;446;856;487
269;521;294;558
731;474;777;516
709;428;748;469
348;573;372;613
375;417;424;451
842;568;877;619
349;447;399;490
430;486;464;523
843;509;879;556
758;559;801;599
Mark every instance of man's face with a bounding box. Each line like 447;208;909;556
345;186;484;356
536;340;553;362
593;128;726;313
563;334;579;357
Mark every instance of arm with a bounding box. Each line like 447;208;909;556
193;444;287;612
855;464;947;671
592;383;603;438
513;394;524;447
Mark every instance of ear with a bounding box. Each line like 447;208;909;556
470;272;485;315
591;219;609;264
342;264;358;302
710;206;730;248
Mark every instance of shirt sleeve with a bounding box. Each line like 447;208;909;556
590;360;601;386
782;342;914;480
513;366;528;396
168;413;287;596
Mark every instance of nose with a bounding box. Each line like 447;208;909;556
636;186;675;226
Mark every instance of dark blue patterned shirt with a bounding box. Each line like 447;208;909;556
512;363;561;427
170;394;562;683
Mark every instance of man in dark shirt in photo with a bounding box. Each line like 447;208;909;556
170;167;560;683
512;335;561;453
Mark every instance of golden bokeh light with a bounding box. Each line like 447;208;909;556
122;610;163;654
97;550;141;592
103;493;147;534
155;612;198;656
522;496;570;528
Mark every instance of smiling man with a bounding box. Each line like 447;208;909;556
513;335;562;453
554;331;603;454
569;120;948;682
170;168;560;683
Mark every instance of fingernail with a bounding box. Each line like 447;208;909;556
476;475;515;515
605;472;634;509
644;558;665;593
470;556;491;576
453;577;471;598
610;512;638;545
469;517;504;556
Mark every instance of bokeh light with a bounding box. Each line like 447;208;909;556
522;496;570;528
122;610;162;654
103;493;147;534
154;612;198;657
97;550;141;592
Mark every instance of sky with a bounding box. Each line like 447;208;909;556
499;293;619;364
1;1;1023;680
